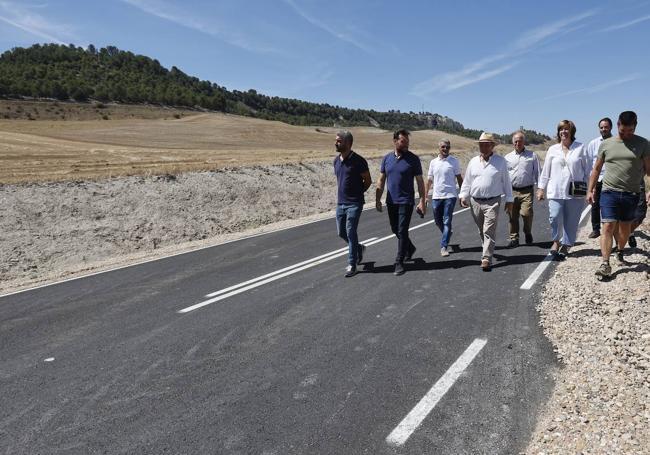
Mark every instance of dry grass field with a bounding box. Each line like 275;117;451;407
0;101;525;184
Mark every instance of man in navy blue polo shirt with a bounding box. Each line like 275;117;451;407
334;130;372;277
375;129;426;275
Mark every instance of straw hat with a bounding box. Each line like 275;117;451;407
477;132;498;144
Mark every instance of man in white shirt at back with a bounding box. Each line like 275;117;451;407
425;139;463;257
460;132;514;270
585;117;612;238
505;131;541;247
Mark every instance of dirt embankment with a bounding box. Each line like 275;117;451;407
0;158;396;293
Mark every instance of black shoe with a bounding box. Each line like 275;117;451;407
588;230;600;239
525;233;533;244
549;249;565;261
628;235;637;248
393;262;405;276
559;244;570;256
405;244;416;261
345;265;357;278
357;244;366;265
507;239;519;248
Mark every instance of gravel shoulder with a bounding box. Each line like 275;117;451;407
526;224;650;454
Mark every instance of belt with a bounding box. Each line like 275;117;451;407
472;196;500;201
512;185;533;191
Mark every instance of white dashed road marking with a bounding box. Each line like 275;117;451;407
386;338;488;447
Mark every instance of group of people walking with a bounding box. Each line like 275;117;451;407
334;111;650;278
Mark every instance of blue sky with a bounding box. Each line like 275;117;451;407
1;0;649;138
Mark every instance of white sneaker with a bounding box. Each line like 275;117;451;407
441;247;450;257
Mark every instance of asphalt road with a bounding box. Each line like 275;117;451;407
0;200;570;454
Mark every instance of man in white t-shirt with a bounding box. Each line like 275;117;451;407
425;139;463;256
585;117;612;238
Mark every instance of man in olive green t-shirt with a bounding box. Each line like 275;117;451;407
588;111;650;278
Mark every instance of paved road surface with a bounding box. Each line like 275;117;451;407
1;200;574;454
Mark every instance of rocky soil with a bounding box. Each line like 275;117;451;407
526;224;650;454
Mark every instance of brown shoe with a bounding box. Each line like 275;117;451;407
481;259;491;271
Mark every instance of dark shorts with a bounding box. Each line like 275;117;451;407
600;190;639;223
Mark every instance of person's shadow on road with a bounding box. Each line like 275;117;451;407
360;250;550;274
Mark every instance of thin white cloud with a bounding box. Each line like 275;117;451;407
120;0;280;54
445;63;520;92
512;10;596;51
601;14;650;32
411;54;508;95
282;0;375;54
411;9;598;96
0;1;76;44
533;74;643;102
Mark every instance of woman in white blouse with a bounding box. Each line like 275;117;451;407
536;120;590;257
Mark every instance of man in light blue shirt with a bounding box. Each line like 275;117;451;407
505;131;540;247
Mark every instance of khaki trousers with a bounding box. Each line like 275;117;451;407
508;188;534;240
470;196;501;260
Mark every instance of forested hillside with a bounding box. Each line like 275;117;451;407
0;44;550;144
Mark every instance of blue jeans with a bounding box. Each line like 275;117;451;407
600;189;639;223
431;198;456;248
548;198;584;246
336;203;363;266
387;203;414;263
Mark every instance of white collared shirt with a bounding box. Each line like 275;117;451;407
505;148;540;188
586;136;606;182
538;141;591;199
427;155;461;199
459;153;514;202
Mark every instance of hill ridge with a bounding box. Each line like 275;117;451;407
0;43;550;144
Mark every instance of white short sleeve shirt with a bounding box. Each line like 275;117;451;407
427;155;461;199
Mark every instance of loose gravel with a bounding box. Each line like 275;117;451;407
526;224;650;454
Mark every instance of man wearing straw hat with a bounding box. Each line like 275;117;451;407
459;132;514;270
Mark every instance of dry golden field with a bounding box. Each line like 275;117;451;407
0;101;527;184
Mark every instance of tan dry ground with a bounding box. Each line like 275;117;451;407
0;109;526;184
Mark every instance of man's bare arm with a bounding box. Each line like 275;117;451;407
375;173;386;212
415;175;426;214
587;158;604;204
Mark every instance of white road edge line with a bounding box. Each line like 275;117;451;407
179;249;348;313
205;237;378;298
181;207;471;312
180;237;377;313
520;204;592;290
386;338;488;447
